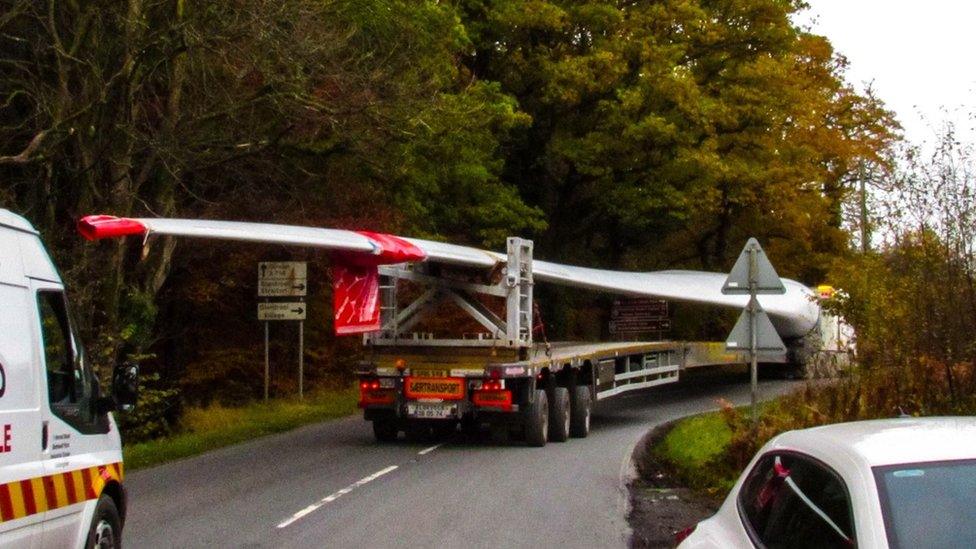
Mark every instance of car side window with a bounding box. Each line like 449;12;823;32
37;290;106;434
738;452;856;548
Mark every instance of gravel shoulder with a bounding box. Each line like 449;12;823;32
626;423;722;548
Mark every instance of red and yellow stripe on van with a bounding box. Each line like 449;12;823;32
0;463;122;522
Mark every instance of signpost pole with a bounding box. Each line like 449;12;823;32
264;319;270;402
748;245;758;426
723;238;786;428
258;261;309;402
298;320;304;400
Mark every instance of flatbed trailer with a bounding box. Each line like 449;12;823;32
76;215;829;446
356;238;777;446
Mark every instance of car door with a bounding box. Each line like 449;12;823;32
0;276;44;549
32;285;113;547
737;451;857;548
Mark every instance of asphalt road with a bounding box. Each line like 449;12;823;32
124;372;797;548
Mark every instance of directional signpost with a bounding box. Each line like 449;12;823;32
259;262;308;401
258;262;307;297
722;238;786;425
257;302;307;321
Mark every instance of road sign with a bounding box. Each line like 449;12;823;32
722;238;785;295
258;302;307;321
258;261;307;296
610;298;669;335
611;298;668;317
610;318;671;334
725;297;786;354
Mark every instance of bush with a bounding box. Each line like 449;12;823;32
116;373;182;444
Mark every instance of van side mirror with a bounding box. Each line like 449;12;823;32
94;362;139;415
112;362;139;411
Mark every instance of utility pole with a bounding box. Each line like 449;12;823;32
859;161;870;254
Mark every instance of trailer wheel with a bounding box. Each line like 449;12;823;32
85;494;122;549
524;389;548;447
372;419;398;442
548;387;570;442
569;386;592;438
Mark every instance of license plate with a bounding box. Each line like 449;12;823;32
407;403;455;419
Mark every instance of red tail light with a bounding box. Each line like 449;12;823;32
358;378;394;406
472;389;512;410
674;524;697;545
483;379;503;391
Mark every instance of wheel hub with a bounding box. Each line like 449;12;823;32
93;519;115;549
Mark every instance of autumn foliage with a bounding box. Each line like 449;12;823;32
0;0;900;438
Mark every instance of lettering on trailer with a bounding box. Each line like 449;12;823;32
0;463;123;523
404;377;465;400
0;361;5;397
0;424;9;453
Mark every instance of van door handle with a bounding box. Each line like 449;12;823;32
42;421;48;451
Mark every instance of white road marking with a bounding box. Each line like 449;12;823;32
276;465;398;528
417;443;443;456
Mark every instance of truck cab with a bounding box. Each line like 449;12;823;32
1;209;136;548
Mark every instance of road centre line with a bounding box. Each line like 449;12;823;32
276;465;399;528
418;443;443;455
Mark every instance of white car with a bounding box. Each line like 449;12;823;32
677;417;976;548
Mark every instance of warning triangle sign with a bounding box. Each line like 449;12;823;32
725;298;787;355
722;238;786;295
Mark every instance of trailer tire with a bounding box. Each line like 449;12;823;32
372;419;398;442
524;389;548;447
85;494;122;549
548;387;571;442
569;385;592;438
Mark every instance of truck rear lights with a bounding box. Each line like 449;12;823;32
359;377;395;406
482;379;503;391
359;379;382;390
359;388;395;406
473;389;512;410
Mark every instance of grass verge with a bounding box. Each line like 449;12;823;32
655;411;735;497
123;386;359;471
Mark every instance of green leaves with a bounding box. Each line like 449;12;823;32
459;0;896;274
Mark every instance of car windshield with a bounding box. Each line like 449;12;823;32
874;459;976;549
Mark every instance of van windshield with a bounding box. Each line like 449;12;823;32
874;459;976;549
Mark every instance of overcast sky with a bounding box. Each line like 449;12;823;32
796;1;976;146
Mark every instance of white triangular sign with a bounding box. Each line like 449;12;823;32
722;238;786;295
725;298;786;354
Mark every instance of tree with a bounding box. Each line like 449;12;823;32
457;0;897;282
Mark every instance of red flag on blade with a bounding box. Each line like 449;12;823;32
332;265;381;334
331;231;426;335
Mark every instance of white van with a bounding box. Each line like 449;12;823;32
0;209;137;548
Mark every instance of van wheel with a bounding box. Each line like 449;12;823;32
570;385;592;438
86;495;122;549
372;419;398;442
548;387;571;442
524;389;548;447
